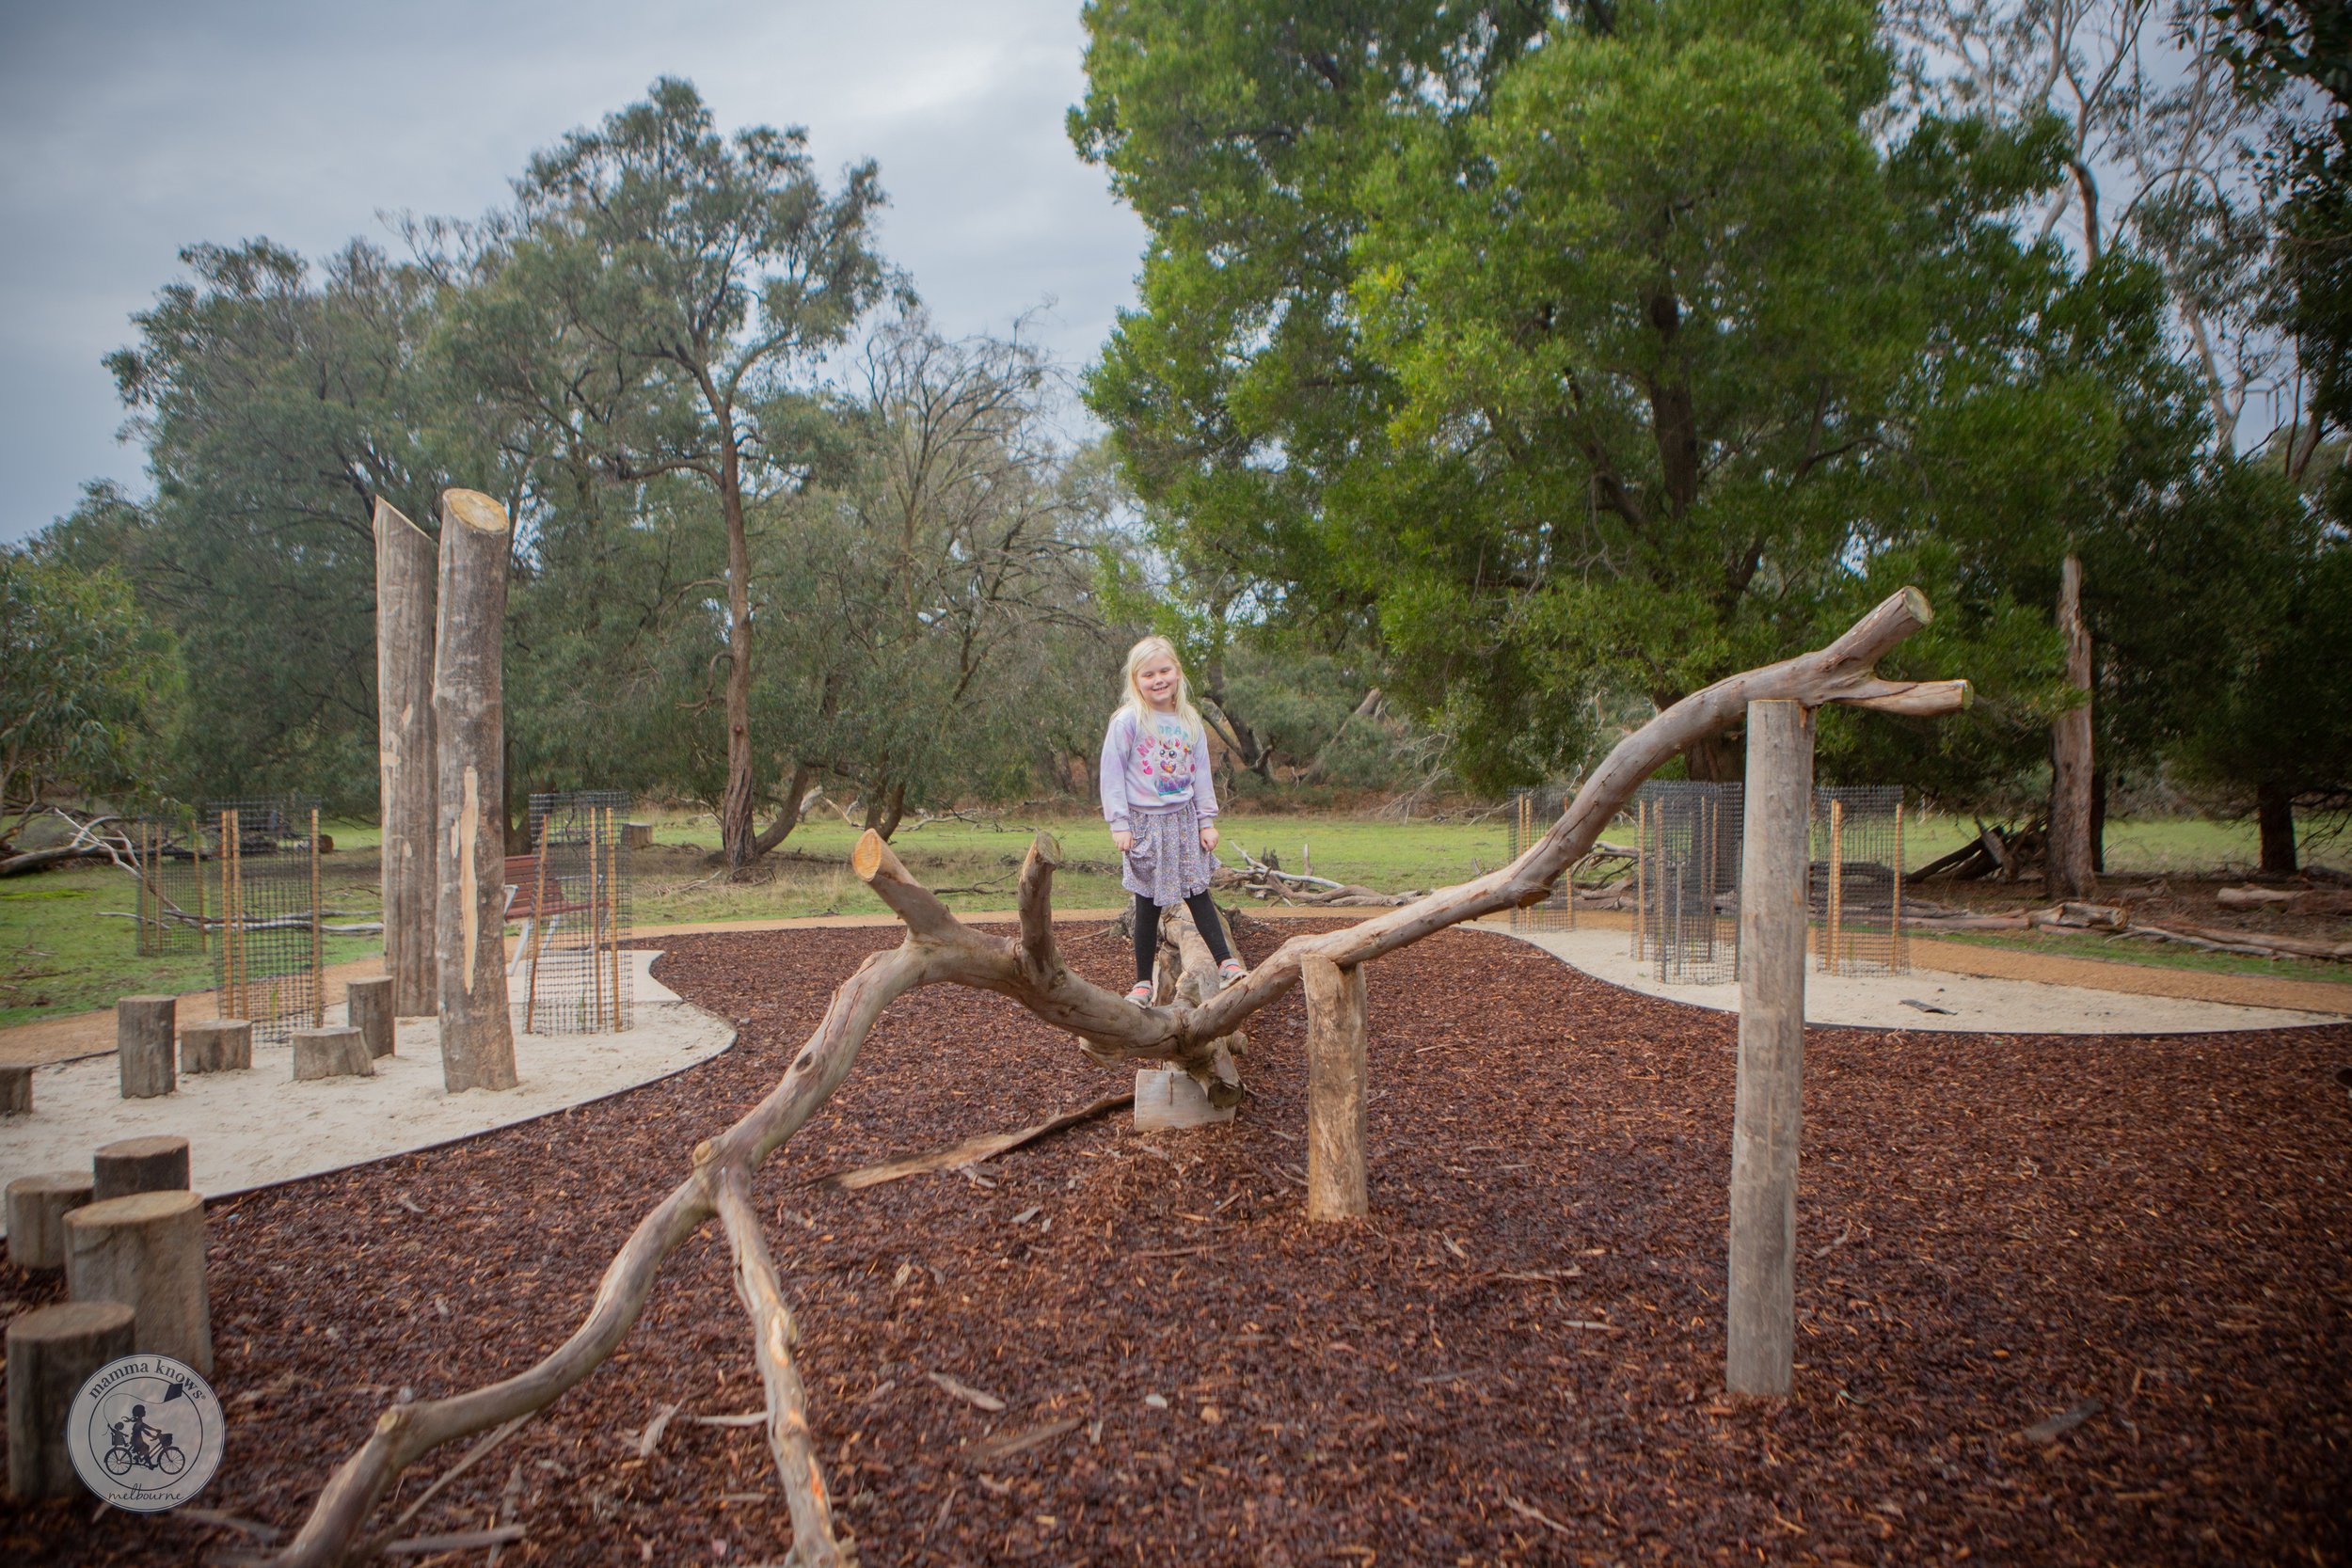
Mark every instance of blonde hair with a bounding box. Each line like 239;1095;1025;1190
1120;635;1203;733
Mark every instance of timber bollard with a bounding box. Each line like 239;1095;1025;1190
1302;955;1370;1221
7;1301;136;1499
65;1189;213;1375
0;1064;29;1117
118;995;176;1099
345;975;396;1059
180;1019;252;1075
4;1172;94;1271
94;1135;191;1203
291;1025;373;1081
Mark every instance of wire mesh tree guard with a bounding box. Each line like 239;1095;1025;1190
513;791;634;1035
207;799;325;1042
1506;786;1579;931
1812;785;1909;974
1629;781;1745;984
132;810;208;958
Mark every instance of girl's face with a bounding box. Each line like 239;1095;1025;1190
1134;655;1182;709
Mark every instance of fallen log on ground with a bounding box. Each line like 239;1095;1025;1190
261;586;1966;1568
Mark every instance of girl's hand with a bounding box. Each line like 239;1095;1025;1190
1200;823;1220;852
1112;829;1135;853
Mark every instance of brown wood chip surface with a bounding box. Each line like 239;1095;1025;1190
4;922;2347;1565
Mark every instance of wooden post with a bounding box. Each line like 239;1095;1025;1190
1634;799;1648;961
118;995;176;1100
2049;552;2096;898
310;807;325;1024
65;1190;213;1375
193;827;205;954
433;488;518;1092
94;1135;191;1202
292;1025;373;1081
1892;802;1907;972
1728;699;1813;1396
585;809;604;1031
180;1020;252;1075
608;808;623;1030
375;498;440;1016
218;812;234;1015
0;1064;28;1117
347;975;396;1059
8;1301;136;1499
523;851;549;1033
1827;798;1845;974
1302;955;1370;1221
4;1172;93;1270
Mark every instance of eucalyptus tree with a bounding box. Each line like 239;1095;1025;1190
472;77;894;871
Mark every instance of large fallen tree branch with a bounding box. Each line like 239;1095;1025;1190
264;587;1964;1568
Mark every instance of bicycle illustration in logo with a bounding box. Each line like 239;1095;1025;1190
101;1403;187;1479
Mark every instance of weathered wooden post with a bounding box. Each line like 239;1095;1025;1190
93;1135;191;1202
1303;955;1370;1220
180;1019;252;1075
346;974;396;1059
8;1301;136;1499
434;487;519;1092
1727;699;1814;1395
65;1189;213;1375
375;498;439;1016
0;1063;29;1117
4;1172;93;1270
117;995;176;1100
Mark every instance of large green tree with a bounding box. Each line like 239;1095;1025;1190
457;77;894;872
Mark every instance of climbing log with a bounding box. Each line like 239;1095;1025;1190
347;975;396;1059
118;994;176;1100
181;1019;252;1074
433;488;517;1093
5;1172;93;1270
94;1135;191;1202
261;586;1966;1568
8;1301;136;1499
65;1189;213;1375
375;499;439;1016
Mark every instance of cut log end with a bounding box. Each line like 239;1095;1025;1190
1899;584;1932;627
440;488;510;534
1030;830;1062;868
850;831;885;881
372;495;431;544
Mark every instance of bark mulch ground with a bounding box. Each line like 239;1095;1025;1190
4;921;2348;1566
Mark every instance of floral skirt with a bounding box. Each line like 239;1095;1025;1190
1120;800;1219;908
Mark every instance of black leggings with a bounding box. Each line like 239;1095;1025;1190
1134;893;1234;982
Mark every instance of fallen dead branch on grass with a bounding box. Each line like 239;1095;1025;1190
262;587;1965;1568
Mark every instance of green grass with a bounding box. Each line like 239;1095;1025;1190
1926;927;2352;988
2;806;2342;1029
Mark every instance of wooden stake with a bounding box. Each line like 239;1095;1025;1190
523;850;548;1033
218;812;233;1016
1634;799;1648;961
1302;955;1369;1221
586;810;603;1032
1893;802;1907;972
1728;699;1813;1396
193;819;205;954
1827;798;1845;974
597;808;616;1029
310;808;325;1025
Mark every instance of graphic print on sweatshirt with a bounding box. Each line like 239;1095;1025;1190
1136;715;1198;798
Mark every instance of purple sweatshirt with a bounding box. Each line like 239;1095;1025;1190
1099;706;1219;830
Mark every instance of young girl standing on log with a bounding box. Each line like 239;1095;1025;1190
1101;635;1248;1005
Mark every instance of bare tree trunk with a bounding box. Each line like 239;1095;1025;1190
373;499;437;1016
718;440;759;876
2048;554;2096;898
261;588;1967;1568
751;764;818;856
433;489;517;1094
2257;782;2297;876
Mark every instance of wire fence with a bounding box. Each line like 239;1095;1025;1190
1813;786;1908;975
1506;786;1578;931
1630;781;1745;984
132;810;207;958
513;791;634;1034
206;798;324;1044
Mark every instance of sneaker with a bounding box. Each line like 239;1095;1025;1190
1126;980;1155;1006
1216;958;1248;985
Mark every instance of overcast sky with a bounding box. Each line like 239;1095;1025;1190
0;0;1146;543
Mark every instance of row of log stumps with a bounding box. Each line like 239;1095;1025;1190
6;1134;210;1499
